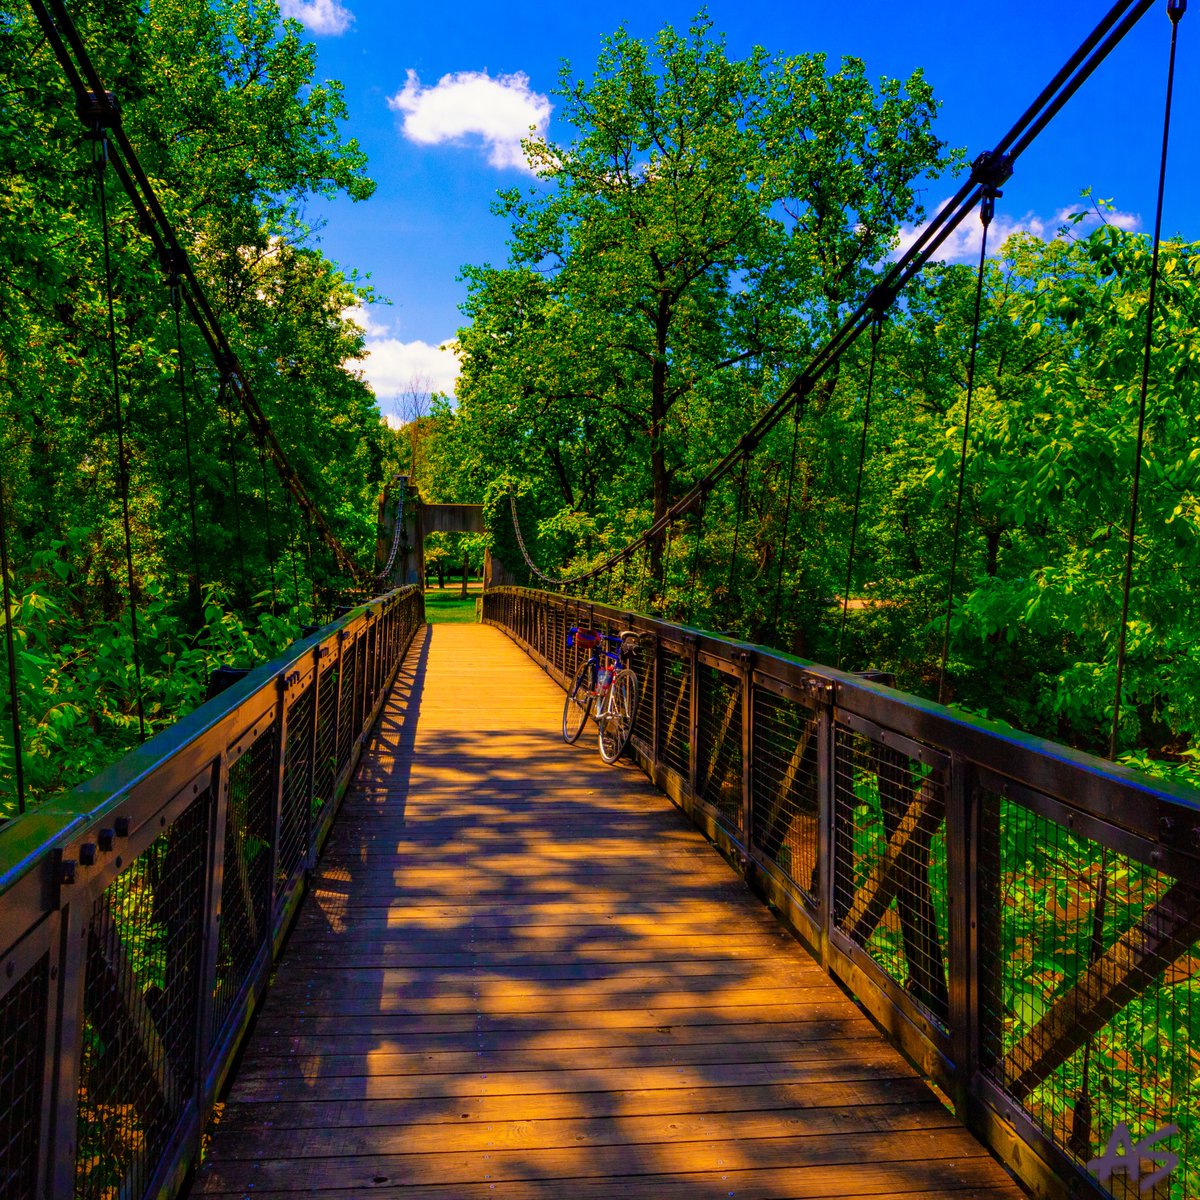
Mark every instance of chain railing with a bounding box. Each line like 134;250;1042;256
483;585;1200;1200
0;584;423;1200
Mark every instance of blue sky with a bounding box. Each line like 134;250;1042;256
280;0;1198;416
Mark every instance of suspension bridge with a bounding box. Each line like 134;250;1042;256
0;1;1197;1198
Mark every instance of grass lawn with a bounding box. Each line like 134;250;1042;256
423;585;480;624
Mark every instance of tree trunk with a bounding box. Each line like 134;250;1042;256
461;552;469;598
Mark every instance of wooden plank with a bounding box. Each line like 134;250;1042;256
238;1016;877;1058
193;1163;1020;1200
231;1032;899;1084
194;623;1023;1199
257;984;842;1016
206;1099;958;1162
214;1074;933;1133
197;1126;992;1192
224;1047;919;1103
252;998;880;1038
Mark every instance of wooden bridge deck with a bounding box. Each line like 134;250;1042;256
193;623;1025;1199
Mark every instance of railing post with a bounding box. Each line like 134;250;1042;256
331;628;346;772
739;650;754;848
650;633;662;768
814;678;835;972
194;756;225;1101
265;672;289;911
303;644;323;869
685;634;699;801
946;754;976;1119
47;887;87;1199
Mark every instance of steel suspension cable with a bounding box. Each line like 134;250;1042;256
837;318;885;670
94;127;145;741
376;478;407;582
936;185;1001;705
482;3;1157;597
770;398;805;634
29;0;372;586
0;475;26;815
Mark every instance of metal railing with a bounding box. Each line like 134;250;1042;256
0;584;423;1200
484;586;1200;1200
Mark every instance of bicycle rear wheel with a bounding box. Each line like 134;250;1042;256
598;670;638;763
562;660;595;743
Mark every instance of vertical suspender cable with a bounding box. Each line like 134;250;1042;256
687;493;706;624
771;397;804;634
286;492;302;610
936;181;1002;705
221;381;248;604
171;276;202;618
1070;0;1186;1163
0;475;26;814
259;445;278;614
94;128;145;740
304;508;317;615
660;522;673;615
1108;0;1185;760
837;318;884;670
725;451;749;628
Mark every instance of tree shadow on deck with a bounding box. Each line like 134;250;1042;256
191;625;1023;1199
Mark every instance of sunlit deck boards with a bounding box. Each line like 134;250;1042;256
193;623;1025;1199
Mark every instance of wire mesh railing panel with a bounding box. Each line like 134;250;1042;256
552;605;566;677
697;663;743;831
210;726;276;1042
76;790;210;1200
978;790;1199;1200
360;626;374;717
657;648;691;782
312;663;338;827
630;639;655;752
751;687;819;901
0;953;49;1200
277;683;314;900
335;638;359;779
832;724;950;1030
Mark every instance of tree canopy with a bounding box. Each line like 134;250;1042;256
427;16;1200;783
450;15;958;566
0;0;400;815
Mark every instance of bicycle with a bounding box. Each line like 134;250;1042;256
562;627;641;764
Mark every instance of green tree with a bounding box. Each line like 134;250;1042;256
450;13;959;577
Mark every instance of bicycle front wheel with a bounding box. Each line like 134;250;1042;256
598;670;638;764
562;660;595;743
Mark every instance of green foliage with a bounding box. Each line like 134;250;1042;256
0;528;304;819
442;12;958;578
0;0;401;814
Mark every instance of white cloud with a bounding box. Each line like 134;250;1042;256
387;69;551;171
342;302;391;340
279;0;353;36
343;307;460;421
895;201;1141;265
